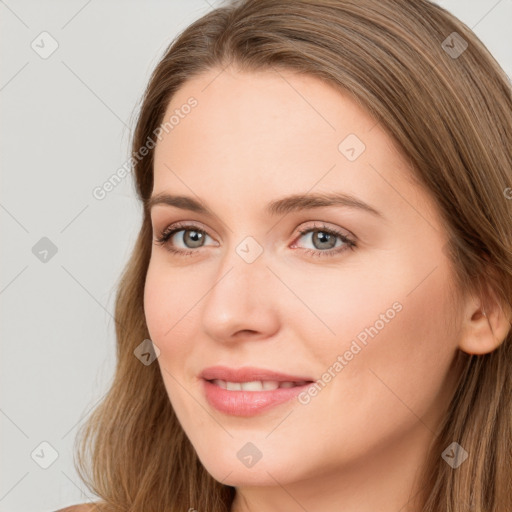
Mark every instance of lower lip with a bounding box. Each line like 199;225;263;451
202;379;313;416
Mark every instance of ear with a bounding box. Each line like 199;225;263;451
458;285;512;355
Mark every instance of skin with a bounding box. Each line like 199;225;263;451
144;66;509;512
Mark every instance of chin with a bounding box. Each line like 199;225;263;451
201;459;284;487
191;439;307;487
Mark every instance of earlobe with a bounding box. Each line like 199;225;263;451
458;295;512;356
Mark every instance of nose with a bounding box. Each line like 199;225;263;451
200;245;280;344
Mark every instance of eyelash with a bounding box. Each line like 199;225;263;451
154;221;356;258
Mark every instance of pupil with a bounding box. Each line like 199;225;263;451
185;230;203;248
314;231;335;249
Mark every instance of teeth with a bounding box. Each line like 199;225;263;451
242;380;271;391
212;379;227;389
226;381;242;391
211;379;305;391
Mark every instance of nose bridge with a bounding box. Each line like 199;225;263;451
212;233;269;296
200;236;279;340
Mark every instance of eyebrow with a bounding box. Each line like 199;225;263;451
147;191;383;218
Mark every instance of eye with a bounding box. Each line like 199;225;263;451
154;222;217;256
154;221;356;258
292;222;356;258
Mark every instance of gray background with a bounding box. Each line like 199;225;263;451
1;1;510;511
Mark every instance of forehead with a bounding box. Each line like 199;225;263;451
151;67;434;227
156;67;384;164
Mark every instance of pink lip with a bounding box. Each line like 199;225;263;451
200;366;315;417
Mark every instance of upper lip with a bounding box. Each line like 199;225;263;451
200;365;315;383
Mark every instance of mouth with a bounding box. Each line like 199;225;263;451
200;365;314;384
199;367;316;416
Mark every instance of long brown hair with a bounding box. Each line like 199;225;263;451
75;1;512;510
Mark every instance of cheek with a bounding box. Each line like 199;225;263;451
143;261;195;352
301;254;458;433
294;261;404;366
143;265;169;343
143;262;202;412
327;265;457;425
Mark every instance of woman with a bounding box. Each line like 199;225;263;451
60;0;512;510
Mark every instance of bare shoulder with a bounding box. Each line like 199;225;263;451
54;504;101;512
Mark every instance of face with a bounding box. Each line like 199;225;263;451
144;66;463;491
